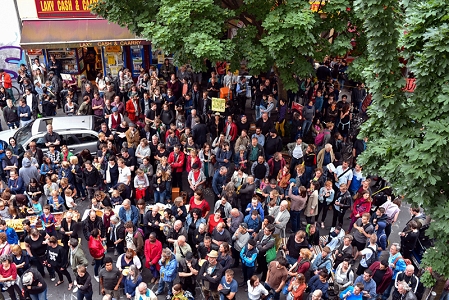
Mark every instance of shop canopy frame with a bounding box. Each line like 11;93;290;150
20;19;150;49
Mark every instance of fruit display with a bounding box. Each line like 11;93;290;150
6;219;23;231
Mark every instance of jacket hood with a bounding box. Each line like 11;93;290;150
22;158;31;168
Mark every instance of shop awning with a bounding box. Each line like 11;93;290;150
20;19;150;49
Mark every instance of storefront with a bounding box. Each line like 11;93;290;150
20;18;152;81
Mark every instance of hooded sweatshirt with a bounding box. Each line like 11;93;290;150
18;158;39;186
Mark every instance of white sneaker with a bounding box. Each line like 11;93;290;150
94;276;99;282
72;287;78;293
51;277;56;282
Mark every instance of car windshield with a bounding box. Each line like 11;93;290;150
15;121;34;146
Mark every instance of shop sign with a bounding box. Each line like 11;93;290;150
35;0;98;18
79;40;148;47
27;49;43;55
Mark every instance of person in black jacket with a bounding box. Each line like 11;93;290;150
109;215;126;256
3;99;19;129
82;160;101;200
22;268;47;300
82;210;106;241
75;265;93;300
46;236;73;289
264;129;283;160
192;118;208;147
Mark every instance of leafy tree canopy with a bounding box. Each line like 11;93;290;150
92;0;359;90
353;0;449;287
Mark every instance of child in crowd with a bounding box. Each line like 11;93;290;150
110;189;123;206
41;204;56;236
65;188;76;209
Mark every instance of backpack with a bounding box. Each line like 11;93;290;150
134;227;144;239
315;130;330;146
364;247;377;267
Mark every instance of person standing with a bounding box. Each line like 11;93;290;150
240;239;258;287
178;251;199;297
199;250;223;300
264;257;289;300
46;236;73;290
99;256;123;300
21;268;48;300
0;69;13;100
74;265;93;300
156;248;178;298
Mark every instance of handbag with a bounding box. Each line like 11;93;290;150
265;245;277;263
220;288;231;295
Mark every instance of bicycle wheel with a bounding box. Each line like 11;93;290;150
11;86;21;102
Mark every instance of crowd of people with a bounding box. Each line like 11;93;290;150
0;57;432;300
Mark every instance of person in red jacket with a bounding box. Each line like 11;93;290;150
0;69;13;100
349;190;372;232
223;115;238;143
144;232;162;284
168;145;185;190
88;228;105;281
125;94;141;124
267;152;286;180
368;260;393;295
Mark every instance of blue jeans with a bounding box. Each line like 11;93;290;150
286;255;298;266
154;190;166;204
255;106;261;120
157;280;173;296
264;282;280;300
77;289;93;300
94;257;103;276
29;289;47;300
7;121;20;129
290;210;302;233
302;119;312;137
165;181;172;200
382;281;394;300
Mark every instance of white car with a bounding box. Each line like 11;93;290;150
0;116;102;155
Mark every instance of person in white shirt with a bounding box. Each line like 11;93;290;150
248;275;269;300
333;160;353;188
117;158;131;185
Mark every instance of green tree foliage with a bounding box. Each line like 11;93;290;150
354;0;449;285
91;0;358;91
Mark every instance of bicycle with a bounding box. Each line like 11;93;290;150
11;86;21;102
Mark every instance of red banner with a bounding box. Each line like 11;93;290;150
35;0;98;18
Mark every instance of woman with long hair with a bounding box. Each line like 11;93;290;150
348;190;372;232
124;264;142;299
217;242;233;272
247;275;269;300
185;208;206;246
286;273;307;300
199;143;214;184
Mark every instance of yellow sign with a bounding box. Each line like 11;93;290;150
212;98;226;112
310;1;325;13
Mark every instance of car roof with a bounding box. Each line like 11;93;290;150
32;116;98;135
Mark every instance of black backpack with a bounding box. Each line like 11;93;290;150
364;247;377;267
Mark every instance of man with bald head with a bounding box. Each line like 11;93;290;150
118;199;139;226
173;235;192;262
211;222;232;247
167;220;187;247
392;265;419;299
135;282;157;300
227;208;244;235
